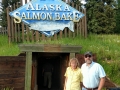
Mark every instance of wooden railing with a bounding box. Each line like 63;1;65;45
0;27;7;35
6;0;87;43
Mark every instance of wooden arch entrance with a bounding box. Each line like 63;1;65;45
19;44;82;90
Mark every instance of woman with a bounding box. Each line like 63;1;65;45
64;58;83;90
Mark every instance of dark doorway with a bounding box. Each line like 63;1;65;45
37;54;61;90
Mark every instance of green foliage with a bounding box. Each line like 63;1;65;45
86;0;116;34
115;0;120;33
0;35;20;56
0;0;19;27
1;87;14;90
1;34;120;85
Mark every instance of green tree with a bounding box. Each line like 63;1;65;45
115;0;120;33
0;0;19;27
86;0;116;34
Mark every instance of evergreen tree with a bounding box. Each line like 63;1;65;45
86;0;116;34
0;0;18;27
115;0;120;33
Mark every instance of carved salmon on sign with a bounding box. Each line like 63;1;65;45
9;0;84;37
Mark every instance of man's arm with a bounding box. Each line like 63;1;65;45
80;82;83;90
98;77;106;90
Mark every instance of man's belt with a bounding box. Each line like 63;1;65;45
83;85;98;90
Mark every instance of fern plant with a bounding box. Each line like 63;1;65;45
1;87;14;90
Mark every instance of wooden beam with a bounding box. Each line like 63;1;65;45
19;44;82;53
25;52;32;90
6;7;11;44
84;8;87;38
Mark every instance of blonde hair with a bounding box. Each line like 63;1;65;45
68;58;80;67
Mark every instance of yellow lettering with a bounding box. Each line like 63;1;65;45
13;12;21;23
14;16;21;23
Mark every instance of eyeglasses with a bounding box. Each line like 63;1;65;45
84;55;92;58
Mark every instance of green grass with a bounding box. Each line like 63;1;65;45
0;35;20;56
0;34;120;86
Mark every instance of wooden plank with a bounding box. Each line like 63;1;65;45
0;69;25;74
79;6;82;36
73;23;76;38
6;7;11;44
0;64;25;70
0;83;24;88
13;87;24;90
20;0;23;5
84;8;87;38
31;30;35;42
60;54;69;89
19;44;82;53
26;26;29;42
14;4;18;42
60;30;62;38
80;19;82;36
0;56;25;90
35;31;39;42
25;52;32;90
0;56;25;61
22;23;25;42
17;2;21;42
54;33;57;40
61;45;82;53
42;33;45;40
76;5;79;36
12;18;15;42
34;60;38;90
18;24;21;42
82;9;85;37
68;29;71;38
0;61;25;65
31;63;35;90
0;78;24;84
0;72;25;79
25;0;27;3
64;28;67;37
10;6;14;42
44;44;61;52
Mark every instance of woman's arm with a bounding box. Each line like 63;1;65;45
64;77;68;90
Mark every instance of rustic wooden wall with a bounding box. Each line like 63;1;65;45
0;56;25;90
0;27;7;35
0;53;116;90
6;0;87;43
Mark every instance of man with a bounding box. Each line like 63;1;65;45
81;51;106;90
42;62;53;89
